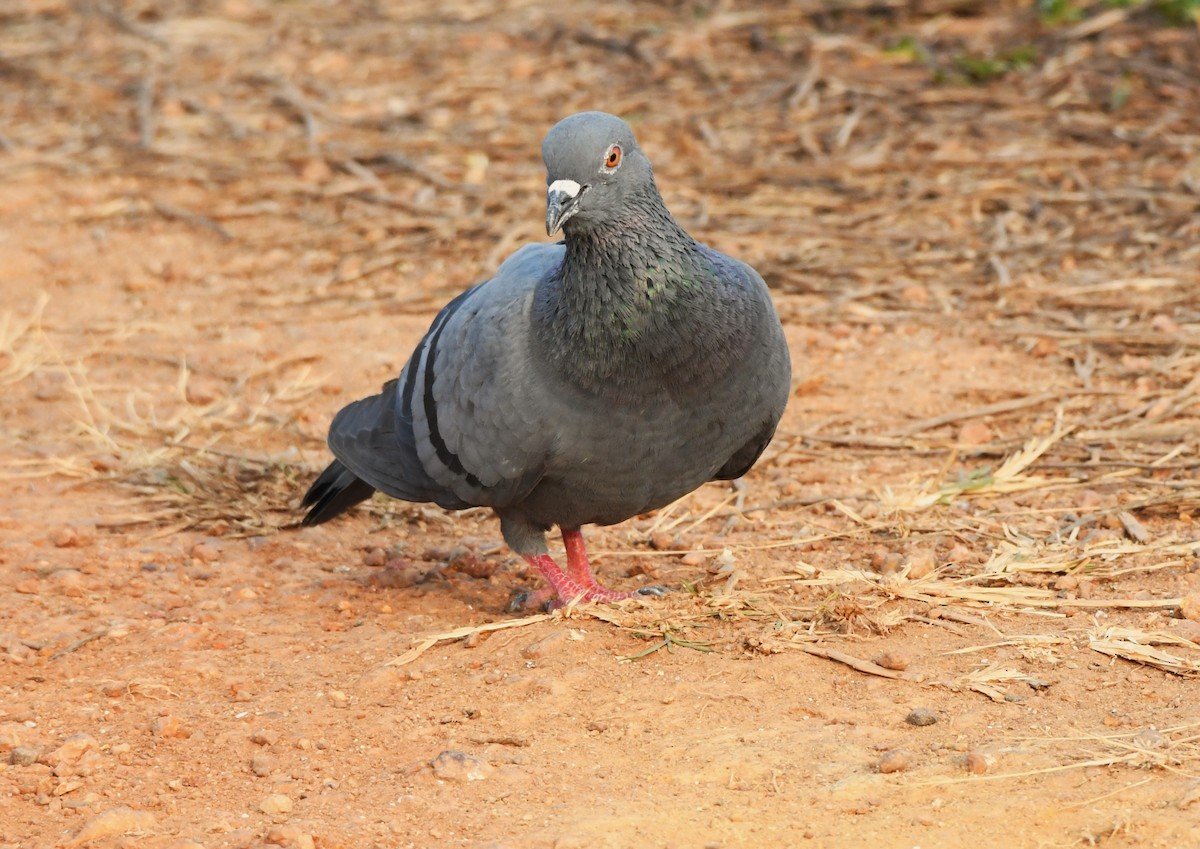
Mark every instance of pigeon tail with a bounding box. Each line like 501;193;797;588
301;460;376;526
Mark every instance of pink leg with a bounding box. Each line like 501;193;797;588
561;528;635;603
521;553;591;608
514;531;667;611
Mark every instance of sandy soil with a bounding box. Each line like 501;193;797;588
2;3;1199;848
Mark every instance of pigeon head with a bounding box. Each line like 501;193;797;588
542;111;656;237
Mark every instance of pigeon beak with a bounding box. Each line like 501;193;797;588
546;179;584;236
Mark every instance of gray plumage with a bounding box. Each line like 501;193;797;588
303;111;791;604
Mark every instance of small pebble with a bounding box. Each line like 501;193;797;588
371;561;428;588
151;714;189;739
944;544;972;565
355;665;405;690
49;733;97;764
364;548;387;567
66;807;155;848
1180;593;1200;623
957;420;993;446
1171;618;1200;644
1179;783;1200;810
1132;728;1167;750
54;778;84;796
905;708;939;727
649;532;675;551
91;454;121;472
250;729;281;746
1151;313;1181;334
906;551;935;580
224;828;255;848
1029;337;1057;357
250;752;275;777
1076;489;1104;510
431;750;491;782
0;724;24;749
10;746;39;765
51;569;85;597
872;651;910;672
49;527;80;548
876;552;905;575
265;825;315;849
521;630;570;660
299;156;333;183
965;750;994;774
259;793;293;815
878;748;912;774
190;541;220;563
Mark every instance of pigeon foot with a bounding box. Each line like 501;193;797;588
510;529;667;611
518;553;636;610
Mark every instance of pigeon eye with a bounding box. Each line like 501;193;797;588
604;145;621;169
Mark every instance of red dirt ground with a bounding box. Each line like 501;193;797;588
2;3;1199;848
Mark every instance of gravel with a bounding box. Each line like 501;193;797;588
10;745;39;765
965;750;995;774
259;793;294;815
431;750;492;782
905;708;939;727
878;748;913;774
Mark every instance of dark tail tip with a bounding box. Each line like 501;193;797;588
301;461;375;526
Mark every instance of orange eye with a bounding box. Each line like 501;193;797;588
604;145;621;168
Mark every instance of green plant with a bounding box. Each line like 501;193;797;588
1038;0;1084;23
1154;0;1200;25
952;45;1039;84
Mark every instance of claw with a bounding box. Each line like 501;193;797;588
515;533;673;610
636;585;670;597
506;589;533;614
508;586;558;613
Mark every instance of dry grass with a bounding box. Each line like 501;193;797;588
1089;625;1200;677
0;293;52;388
913;720;1200;787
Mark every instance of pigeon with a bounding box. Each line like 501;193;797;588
302;111;791;608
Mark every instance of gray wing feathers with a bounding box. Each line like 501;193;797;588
318;243;562;515
409;244;561;507
326;377;470;510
